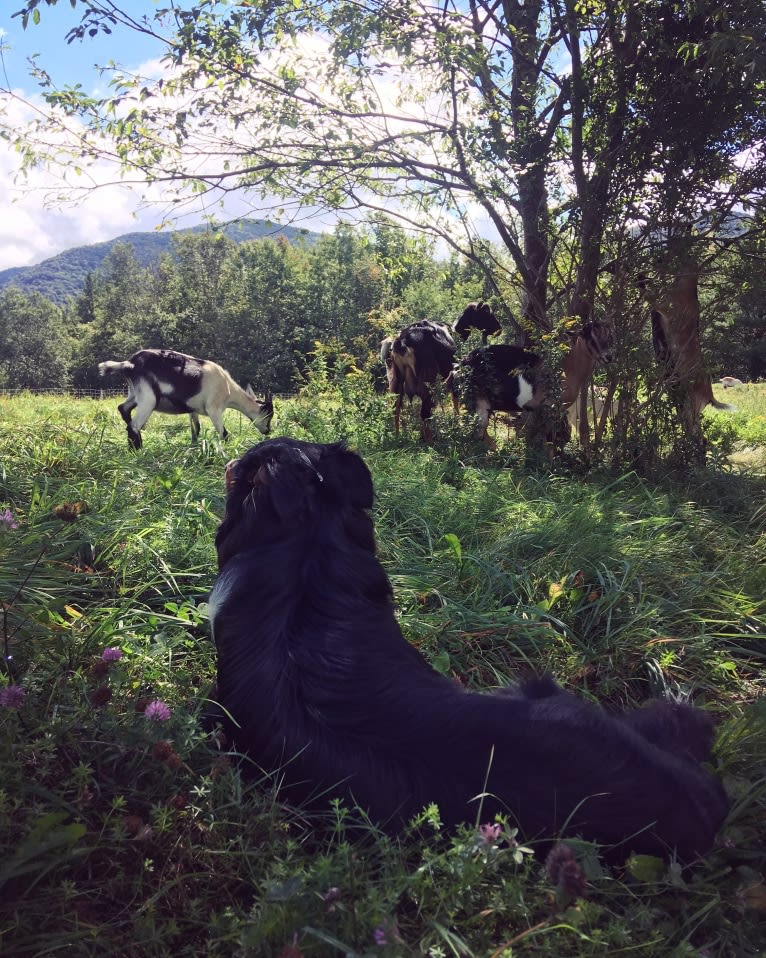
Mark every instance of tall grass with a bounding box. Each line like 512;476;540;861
0;387;765;957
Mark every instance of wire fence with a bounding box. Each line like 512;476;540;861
0;386;124;399
0;386;299;400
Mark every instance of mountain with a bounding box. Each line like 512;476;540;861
0;219;320;305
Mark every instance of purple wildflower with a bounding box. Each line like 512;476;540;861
479;822;503;844
373;920;400;947
0;509;18;531
101;647;123;662
0;685;25;709
144;699;172;722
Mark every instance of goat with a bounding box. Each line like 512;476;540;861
210;436;729;862
98;348;273;449
451;344;544;443
559;322;615;409
381;320;457;442
651;307;731;424
558;321;617;445
720;376;744;388
453;323;615;445
453;302;503;345
645;264;732;426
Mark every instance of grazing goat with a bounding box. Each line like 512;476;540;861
452;323;615;445
451;344;544;442
453;302;502;344
720;376;744;388
381;320;457;442
210;437;729;861
98;348;273;449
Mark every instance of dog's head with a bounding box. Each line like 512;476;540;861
215;438;376;569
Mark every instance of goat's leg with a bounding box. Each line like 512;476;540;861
126;384;158;450
189;413;201;443
126;422;143;450
475;398;494;447
444;372;460;416
207;408;229;441
117;397;136;427
393;393;403;436
116;395;142;449
419;388;434;443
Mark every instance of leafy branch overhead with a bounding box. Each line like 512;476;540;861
5;0;766;334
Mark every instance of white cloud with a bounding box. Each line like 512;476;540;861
0;19;504;271
0;89;177;267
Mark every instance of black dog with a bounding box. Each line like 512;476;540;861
210;438;728;861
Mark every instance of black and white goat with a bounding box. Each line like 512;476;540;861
451;322;616;445
453;302;502;344
451;344;544;442
380;320;457;442
98;348;273;449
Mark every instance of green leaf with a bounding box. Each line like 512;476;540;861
625;854;665;882
441;532;462;563
0;814;87;890
431;651;451;674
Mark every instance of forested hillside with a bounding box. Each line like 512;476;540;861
0;218;319;304
0;217;491;395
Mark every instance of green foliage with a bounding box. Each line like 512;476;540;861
8;0;766;351
0;218;320;306
0;217;467;397
279;341;391;449
0;287;69;388
0;390;764;956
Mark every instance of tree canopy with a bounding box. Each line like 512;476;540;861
6;0;765;335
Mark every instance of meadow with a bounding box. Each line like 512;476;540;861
0;379;764;958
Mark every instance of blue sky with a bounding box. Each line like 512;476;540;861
2;3;163;92
0;3;304;271
0;3;470;272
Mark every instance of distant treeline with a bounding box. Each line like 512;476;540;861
0;219;491;395
0;218;320;306
0;217;763;397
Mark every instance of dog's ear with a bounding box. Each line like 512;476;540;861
317;443;374;510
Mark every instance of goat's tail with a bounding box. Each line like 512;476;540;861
98;360;134;377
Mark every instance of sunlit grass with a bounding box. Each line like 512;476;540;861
0;390;765;957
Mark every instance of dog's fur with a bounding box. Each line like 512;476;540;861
211;438;729;861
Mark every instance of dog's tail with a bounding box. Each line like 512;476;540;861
98;360;134;378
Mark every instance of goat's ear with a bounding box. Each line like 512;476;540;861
245;383;256;398
318;444;374;510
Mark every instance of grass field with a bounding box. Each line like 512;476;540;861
706;383;766;472
0;382;764;957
